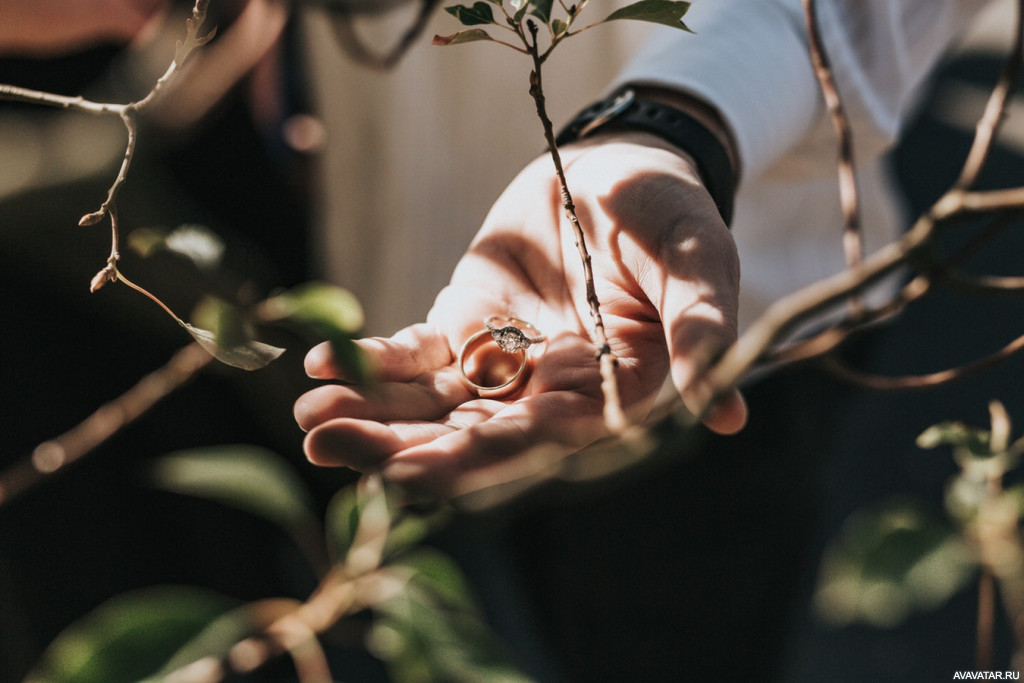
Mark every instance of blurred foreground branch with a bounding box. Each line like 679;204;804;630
0;343;212;506
693;0;1024;415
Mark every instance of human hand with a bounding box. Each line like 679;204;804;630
295;132;747;498
0;0;168;56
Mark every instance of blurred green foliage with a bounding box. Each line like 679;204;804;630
815;401;1024;657
28;449;526;681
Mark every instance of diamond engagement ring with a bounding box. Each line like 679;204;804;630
458;316;546;397
483;316;546;352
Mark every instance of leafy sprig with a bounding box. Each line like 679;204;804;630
435;0;692;55
435;0;692;433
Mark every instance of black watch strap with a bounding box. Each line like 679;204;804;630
555;88;736;226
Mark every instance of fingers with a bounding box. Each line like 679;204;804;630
304;419;411;471
313;392;605;499
293;367;471;431
304;323;453;381
384;392;606;498
695;387;747;435
302;400;504;472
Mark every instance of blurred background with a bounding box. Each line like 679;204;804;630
2;0;1024;681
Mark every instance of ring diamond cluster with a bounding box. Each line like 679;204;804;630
458;315;546;397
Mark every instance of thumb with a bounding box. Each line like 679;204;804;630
655;227;747;435
665;311;748;435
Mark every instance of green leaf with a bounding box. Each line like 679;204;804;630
385;507;452;558
126;227;167;258
127;224;225;269
917;421;992;457
25;587;237;683
530;0;553;23
551;18;568;38
369;549;532;683
444;2;496;26
325;485;362;563
260;282;367;382
433;29;496;46
184;323;285;371
325;482;450;565
145;598;303;681
814;500;976;628
191;296;250;353
603;0;694;31
261;282;363;333
395;549;478;612
149;445;322;557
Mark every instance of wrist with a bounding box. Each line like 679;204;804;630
556;86;739;226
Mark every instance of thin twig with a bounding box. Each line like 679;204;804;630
520;20;628;434
330;0;442;70
957;0;1024;190
766;273;932;368
695;0;1024;418
767;204;1024;367
0;0;214;255
802;0;863;282
163;476;406;682
944;272;1024;295
961;186;1024;212
978;566;997;671
818;328;1024;390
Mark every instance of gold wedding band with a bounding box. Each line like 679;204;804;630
458;316;545;398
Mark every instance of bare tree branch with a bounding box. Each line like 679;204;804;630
690;0;1024;420
0;0;215;291
957;1;1024;190
819;329;1024;390
802;0;864;283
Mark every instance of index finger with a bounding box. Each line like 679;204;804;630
305;323;454;381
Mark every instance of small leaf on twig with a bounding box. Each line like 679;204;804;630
191;296;251;352
603;0;694;31
193;25;217;47
444;2;496;25
917;421;992;458
530;0;554;23
433;29;496;46
184;324;285;371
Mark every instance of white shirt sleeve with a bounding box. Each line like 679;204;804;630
614;0;991;183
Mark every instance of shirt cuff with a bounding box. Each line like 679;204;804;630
612;0;821;183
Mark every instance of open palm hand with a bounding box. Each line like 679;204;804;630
295;133;746;498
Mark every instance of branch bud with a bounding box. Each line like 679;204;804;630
78;211;105;227
90;266;115;293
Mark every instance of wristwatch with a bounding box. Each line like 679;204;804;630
555;88;736;226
